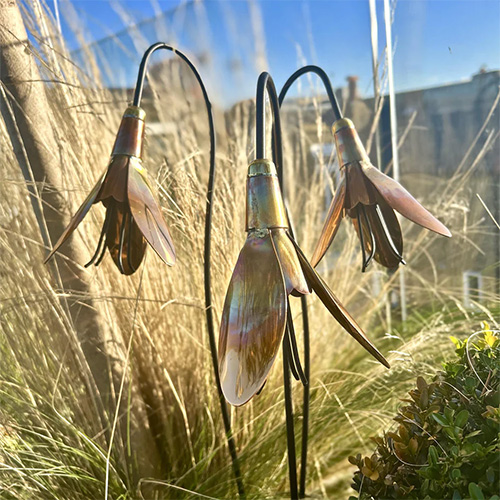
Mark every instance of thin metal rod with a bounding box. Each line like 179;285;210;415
286;302;307;386
117;209;128;274
374;205;406;265
127;213;137;274
360;204;377;272
278;65;342;121
283;334;299;500
277;66;342;498
132;43;245;497
85;203;112;268
256;72;297;500
298;294;310;498
256;72;283;170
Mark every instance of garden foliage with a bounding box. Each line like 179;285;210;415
349;324;500;500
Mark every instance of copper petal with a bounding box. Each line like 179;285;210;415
352;204;403;269
345;163;376;210
291;237;390;368
361;162;451;237
106;204;146;275
44;173;106;263
95;155;129;204
310;177;347;268
127;156;176;266
271;229;310;296
376;196;403;255
219;231;287;406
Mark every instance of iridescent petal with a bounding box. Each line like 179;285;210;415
271;229;310;296
310;177;347;268
291;237;390;369
219;231;287;406
106;204;146;275
127;156;176;266
361;162;451;237
44;173;105;263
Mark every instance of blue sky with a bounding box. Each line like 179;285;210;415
56;0;500;106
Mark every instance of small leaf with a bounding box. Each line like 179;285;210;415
417;376;427;392
432;413;449;427
466;430;482;439
451;468;461;479
469;483;485;500
428;445;438;465
455;409;469;428
452;490;462;500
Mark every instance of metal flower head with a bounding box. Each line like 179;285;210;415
44;106;175;274
218;159;389;406
311;118;451;271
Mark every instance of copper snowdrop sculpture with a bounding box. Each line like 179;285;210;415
218;74;389;407
311;117;451;271
44;105;175;274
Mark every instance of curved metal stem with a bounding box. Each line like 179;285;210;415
278;65;341;497
256;72;297;499
133;43;245;498
278;65;343;121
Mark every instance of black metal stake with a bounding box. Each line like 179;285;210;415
256;71;299;500
283;334;299;500
278;65;343;498
298;294;310;498
133;43;245;498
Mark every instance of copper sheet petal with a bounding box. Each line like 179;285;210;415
310;177;347;268
127;157;176;266
291;237;390;369
271;229;310;296
361;162;451;237
44;173;106;263
106;206;146;275
218;232;287;406
376;197;403;255
350;208;375;263
345;163;376;209
96;155;129;203
364;205;402;269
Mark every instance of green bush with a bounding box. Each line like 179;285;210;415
349;324;500;500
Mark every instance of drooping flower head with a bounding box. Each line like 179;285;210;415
311;118;451;271
218;158;389;406
44;106;175;274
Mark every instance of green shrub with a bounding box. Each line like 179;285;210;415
348;324;500;500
